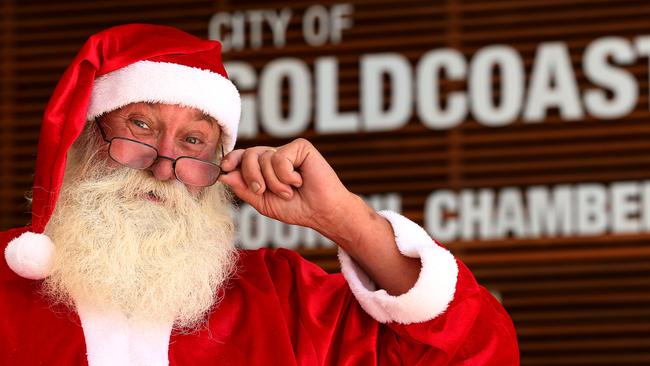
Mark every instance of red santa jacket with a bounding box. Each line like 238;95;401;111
1;218;519;365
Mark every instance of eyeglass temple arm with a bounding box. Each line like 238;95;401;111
94;117;110;142
217;144;228;174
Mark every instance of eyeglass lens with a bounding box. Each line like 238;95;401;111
109;138;158;169
176;157;221;186
108;138;221;187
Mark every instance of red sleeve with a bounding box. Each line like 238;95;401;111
379;261;519;365
256;248;519;365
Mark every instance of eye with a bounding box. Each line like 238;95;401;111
131;119;150;129
185;136;201;145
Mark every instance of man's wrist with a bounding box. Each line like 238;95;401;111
314;193;383;252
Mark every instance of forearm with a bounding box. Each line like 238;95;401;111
316;193;421;296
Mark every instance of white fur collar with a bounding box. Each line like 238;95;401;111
76;301;173;366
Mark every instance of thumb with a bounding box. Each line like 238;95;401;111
219;170;260;206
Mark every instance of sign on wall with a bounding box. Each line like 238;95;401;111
210;4;650;248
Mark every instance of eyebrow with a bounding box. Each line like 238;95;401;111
198;112;217;126
190;113;220;135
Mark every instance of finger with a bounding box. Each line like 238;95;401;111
220;149;245;172
277;138;319;170
271;151;303;188
240;149;266;194
260;149;294;199
218;170;261;207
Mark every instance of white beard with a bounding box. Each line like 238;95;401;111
42;132;237;331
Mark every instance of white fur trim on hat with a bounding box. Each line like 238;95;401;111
86;60;241;152
339;210;459;324
4;232;55;280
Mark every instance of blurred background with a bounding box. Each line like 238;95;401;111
2;0;650;364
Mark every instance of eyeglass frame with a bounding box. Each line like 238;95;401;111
94;116;225;187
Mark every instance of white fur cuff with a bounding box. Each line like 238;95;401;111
339;210;458;324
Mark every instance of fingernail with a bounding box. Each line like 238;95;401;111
281;192;291;199
251;182;261;193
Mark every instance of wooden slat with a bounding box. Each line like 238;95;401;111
473;260;650;279
511;307;650;323
3;1;650;364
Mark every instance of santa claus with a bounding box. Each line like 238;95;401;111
0;24;518;365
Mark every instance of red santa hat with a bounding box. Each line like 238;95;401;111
5;24;240;280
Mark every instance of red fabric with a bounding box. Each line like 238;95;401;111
0;230;519;365
31;24;225;233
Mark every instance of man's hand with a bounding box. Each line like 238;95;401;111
218;138;421;296
218;138;354;236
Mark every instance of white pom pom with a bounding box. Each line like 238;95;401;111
4;232;55;280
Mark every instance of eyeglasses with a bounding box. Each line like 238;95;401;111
95;118;223;187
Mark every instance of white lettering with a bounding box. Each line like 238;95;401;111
416;49;467;129
236;204;270;249
611;181;640;233
361;53;412;132
259;58;311;137
524;42;584;122
470;45;524;126
316;57;359;133
495;188;527;238
246;10;265;49
208;9;293;51
263;8;292;48
425;190;458;243
460;189;494;240
576;184;608;236
208;13;231;49
225;62;258;138
330;4;354;44
208;12;246;52
303;5;330;46
527;185;574;237
272;221;301;249
584;37;637;119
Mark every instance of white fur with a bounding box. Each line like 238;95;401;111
77;303;130;366
87;61;241;152
76;301;173;366
4;232;55;280
339;210;459;324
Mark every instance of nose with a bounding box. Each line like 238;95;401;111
149;139;177;182
150;157;175;182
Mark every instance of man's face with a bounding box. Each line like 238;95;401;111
42;104;236;329
99;103;222;195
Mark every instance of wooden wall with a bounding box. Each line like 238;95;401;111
2;1;650;364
